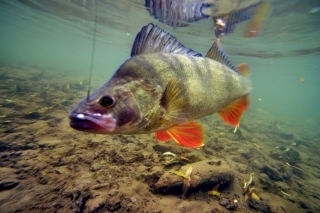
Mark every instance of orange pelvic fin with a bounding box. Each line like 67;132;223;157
218;96;250;127
155;121;204;148
244;2;269;38
155;130;171;141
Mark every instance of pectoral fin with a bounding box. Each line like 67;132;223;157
160;78;189;124
219;96;250;127
155;121;204;148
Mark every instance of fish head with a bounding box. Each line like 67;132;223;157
69;78;155;134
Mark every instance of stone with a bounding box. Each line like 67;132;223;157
108;189;119;196
152;160;234;195
219;198;229;206
261;165;283;181
247;198;271;213
129;196;137;204
0;181;19;191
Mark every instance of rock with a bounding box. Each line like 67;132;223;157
0;141;10;152
144;161;152;167
90;163;103;172
226;202;237;210
108;189;119;196
152;144;172;153
129;196;137;203
247;198;271;213
38;177;48;185
105;192;122;211
274;181;290;191
298;200;308;209
85;194;108;213
152;160;234;195
219;198;229;206
0;181;19;191
110;150;125;164
152;144;187;155
261;165;283;181
22;111;41;119
92;183;109;190
279;130;294;140
283;149;301;165
90;160;107;172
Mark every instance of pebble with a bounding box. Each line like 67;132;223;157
108;189;119;196
129;196;138;203
219;198;229;206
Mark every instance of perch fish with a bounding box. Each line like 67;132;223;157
69;23;251;148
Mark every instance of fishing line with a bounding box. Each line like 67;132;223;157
87;0;99;102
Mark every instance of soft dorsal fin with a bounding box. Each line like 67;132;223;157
206;39;240;74
131;23;202;57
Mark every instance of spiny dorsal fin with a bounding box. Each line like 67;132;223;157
131;23;202;57
160;78;189;124
206;40;240;74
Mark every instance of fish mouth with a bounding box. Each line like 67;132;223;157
69;112;116;133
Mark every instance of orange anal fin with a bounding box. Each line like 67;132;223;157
219;96;250;127
244;2;269;38
155;130;171;141
155;121;204;148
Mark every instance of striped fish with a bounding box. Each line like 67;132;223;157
145;0;269;38
69;23;251;148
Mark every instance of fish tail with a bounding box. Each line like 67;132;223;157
244;2;270;38
218;95;250;127
218;63;251;127
206;40;251;127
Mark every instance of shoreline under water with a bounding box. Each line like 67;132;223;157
0;63;320;212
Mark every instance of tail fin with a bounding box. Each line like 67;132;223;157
244;2;269;38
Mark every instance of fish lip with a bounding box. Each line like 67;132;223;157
69;112;116;132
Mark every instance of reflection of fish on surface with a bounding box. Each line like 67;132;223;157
69;23;251;148
145;0;269;38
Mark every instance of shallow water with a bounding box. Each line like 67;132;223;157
0;0;320;212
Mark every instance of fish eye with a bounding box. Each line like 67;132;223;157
99;96;116;108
